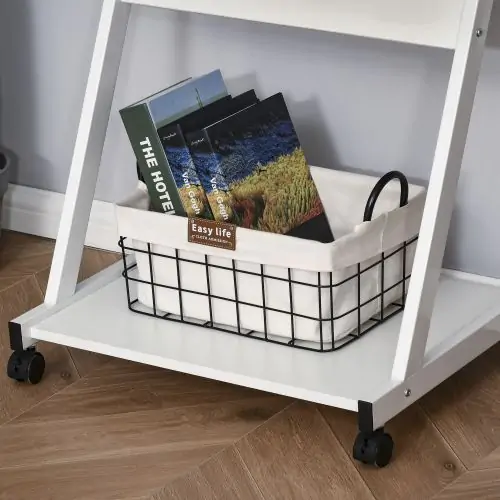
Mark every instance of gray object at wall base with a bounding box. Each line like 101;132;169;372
0;149;11;237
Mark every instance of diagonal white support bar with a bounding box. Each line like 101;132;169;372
44;0;131;306
392;0;493;382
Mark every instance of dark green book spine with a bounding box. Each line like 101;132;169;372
120;104;185;216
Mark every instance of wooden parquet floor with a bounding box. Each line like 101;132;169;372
0;230;499;499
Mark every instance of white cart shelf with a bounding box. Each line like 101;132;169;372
7;0;499;467
31;263;500;428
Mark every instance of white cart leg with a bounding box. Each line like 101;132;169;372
44;0;130;307
354;2;494;464
8;0;130;353
391;0;493;382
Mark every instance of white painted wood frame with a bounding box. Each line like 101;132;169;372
44;0;131;306
392;0;493;381
123;0;466;49
10;0;497;432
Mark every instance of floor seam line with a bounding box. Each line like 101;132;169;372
0;274;36;297
468;446;500;472
418;401;469;470
145;399;295;499
234;442;267;500
426;466;500;500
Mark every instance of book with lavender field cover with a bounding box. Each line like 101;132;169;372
157;95;234;219
158;91;259;219
185;92;260;222
193;93;334;242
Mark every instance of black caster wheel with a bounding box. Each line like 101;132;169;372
7;348;45;385
353;428;394;467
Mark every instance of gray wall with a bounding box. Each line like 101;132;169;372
0;0;500;276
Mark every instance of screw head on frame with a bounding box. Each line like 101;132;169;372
404;388;411;397
476;28;484;38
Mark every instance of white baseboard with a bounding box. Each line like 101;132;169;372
1;184;119;252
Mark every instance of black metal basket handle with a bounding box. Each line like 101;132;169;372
363;170;409;222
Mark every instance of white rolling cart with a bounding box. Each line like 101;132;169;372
6;0;499;467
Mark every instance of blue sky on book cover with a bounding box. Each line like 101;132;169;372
148;70;228;127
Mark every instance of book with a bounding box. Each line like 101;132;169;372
191;93;334;242
156;95;233;219
158;90;259;220
185;92;260;222
119;70;228;214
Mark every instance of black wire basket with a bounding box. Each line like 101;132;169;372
119;171;418;353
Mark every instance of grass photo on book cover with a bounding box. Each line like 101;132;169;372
202;94;324;234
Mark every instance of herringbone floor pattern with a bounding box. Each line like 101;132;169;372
0;231;499;499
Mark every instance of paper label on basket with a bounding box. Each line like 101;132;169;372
187;218;236;251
